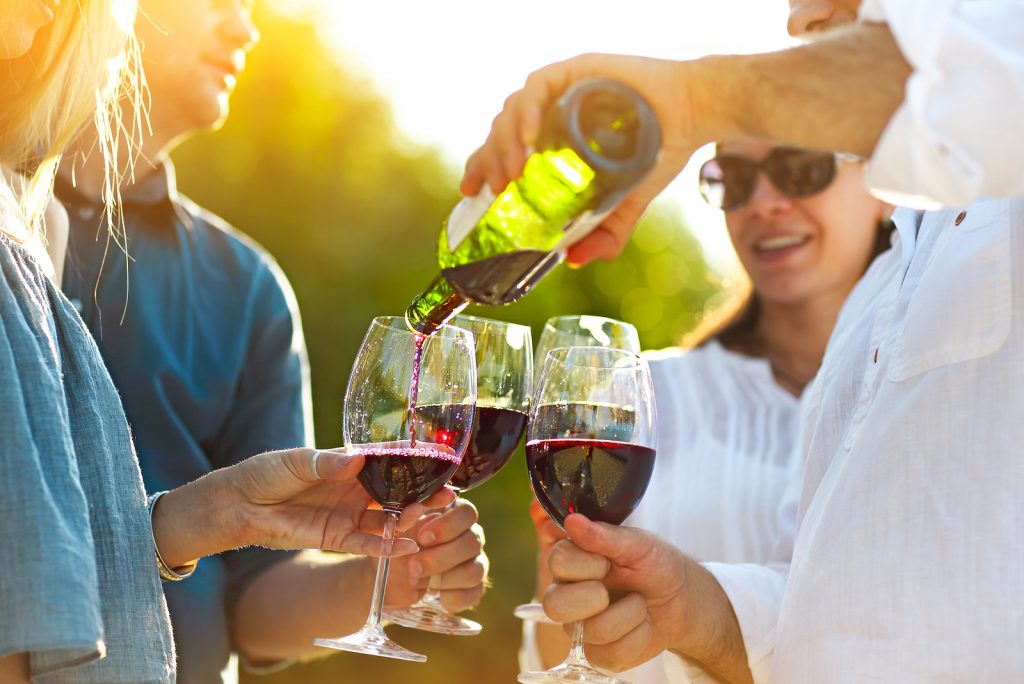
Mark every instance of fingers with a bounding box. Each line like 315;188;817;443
407;525;485;579
562;514;653;568
543;580;608;623
438;583;487;613
415;498;479;547
420;486;457;512
586;618;655;673
333;531;418;558
292;446;364;483
460;59;577;197
548;538;611;582
581;593;647;646
420;554;488;591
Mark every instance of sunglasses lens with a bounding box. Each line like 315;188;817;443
699;157;756;210
766;149;836;198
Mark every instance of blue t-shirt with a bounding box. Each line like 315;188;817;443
58;163;311;684
0;228;175;682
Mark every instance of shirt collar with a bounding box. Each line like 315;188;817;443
891;206;925;274
55;160;192;231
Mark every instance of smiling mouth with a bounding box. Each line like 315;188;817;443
754;235;811;253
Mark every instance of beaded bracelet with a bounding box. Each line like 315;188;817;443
147;491;199;582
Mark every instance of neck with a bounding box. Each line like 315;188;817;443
58;108;187;200
751;290;847;395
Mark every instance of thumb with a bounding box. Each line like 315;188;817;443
307;447;364;482
563;513;652;567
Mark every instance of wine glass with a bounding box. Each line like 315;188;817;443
388;314;533;636
518;347;657;684
533;315;640;376
313;316;476;662
516;315;639;624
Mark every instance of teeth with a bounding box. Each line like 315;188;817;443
756;235;808;251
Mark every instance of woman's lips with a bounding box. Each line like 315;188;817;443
752;234;811;263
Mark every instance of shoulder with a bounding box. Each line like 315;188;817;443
176;195;296;299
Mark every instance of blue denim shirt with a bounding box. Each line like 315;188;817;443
0;230;175;683
58;163;311;683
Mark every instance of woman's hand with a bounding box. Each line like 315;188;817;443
153;447;455;568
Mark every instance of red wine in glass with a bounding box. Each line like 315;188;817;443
411;404;527;491
527;437;655;528
450;406;528;491
357;441;464;509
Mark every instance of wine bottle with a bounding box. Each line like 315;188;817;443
405;78;661;335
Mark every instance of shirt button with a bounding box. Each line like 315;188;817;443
77;206;96;221
954;211;967;226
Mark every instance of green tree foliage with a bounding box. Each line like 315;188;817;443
172;6;736;683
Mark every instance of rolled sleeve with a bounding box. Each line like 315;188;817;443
688;562;790;684
860;0;1024;207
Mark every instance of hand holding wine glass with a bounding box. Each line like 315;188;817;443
383;498;489;614
519;346;657;684
312;316;476;663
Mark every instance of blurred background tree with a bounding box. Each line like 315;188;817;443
172;6;743;683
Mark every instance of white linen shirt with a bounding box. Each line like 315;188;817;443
520;340;804;683
684;199;1024;683
861;0;1024;207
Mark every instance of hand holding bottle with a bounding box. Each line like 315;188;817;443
460;53;724;266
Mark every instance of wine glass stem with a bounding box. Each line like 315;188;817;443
566;620;589;667
365;509;400;630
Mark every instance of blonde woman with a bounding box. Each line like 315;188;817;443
0;3;448;682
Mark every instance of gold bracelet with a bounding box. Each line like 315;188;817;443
147;491;199;582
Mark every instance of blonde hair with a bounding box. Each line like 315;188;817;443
0;0;143;237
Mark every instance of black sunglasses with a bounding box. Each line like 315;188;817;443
698;147;846;211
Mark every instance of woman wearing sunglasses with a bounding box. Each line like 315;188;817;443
521;138;892;682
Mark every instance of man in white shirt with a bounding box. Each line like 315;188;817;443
465;1;1024;682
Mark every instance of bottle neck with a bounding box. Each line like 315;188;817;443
405;273;469;335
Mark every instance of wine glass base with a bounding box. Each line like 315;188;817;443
386;606;483;636
514;602;557;625
518;664;628;684
313;626;427;662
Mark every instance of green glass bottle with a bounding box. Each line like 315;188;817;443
406;78;662;335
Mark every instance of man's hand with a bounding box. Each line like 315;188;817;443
386;498;489;612
459;53;720;266
543;514;753;683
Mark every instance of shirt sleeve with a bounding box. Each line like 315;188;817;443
0;300;105;677
660;562;789;684
859;0;1024;207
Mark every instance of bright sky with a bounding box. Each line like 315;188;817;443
274;0;796;267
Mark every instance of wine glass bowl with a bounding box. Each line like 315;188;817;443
533;315;640;375
312;316;476;662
